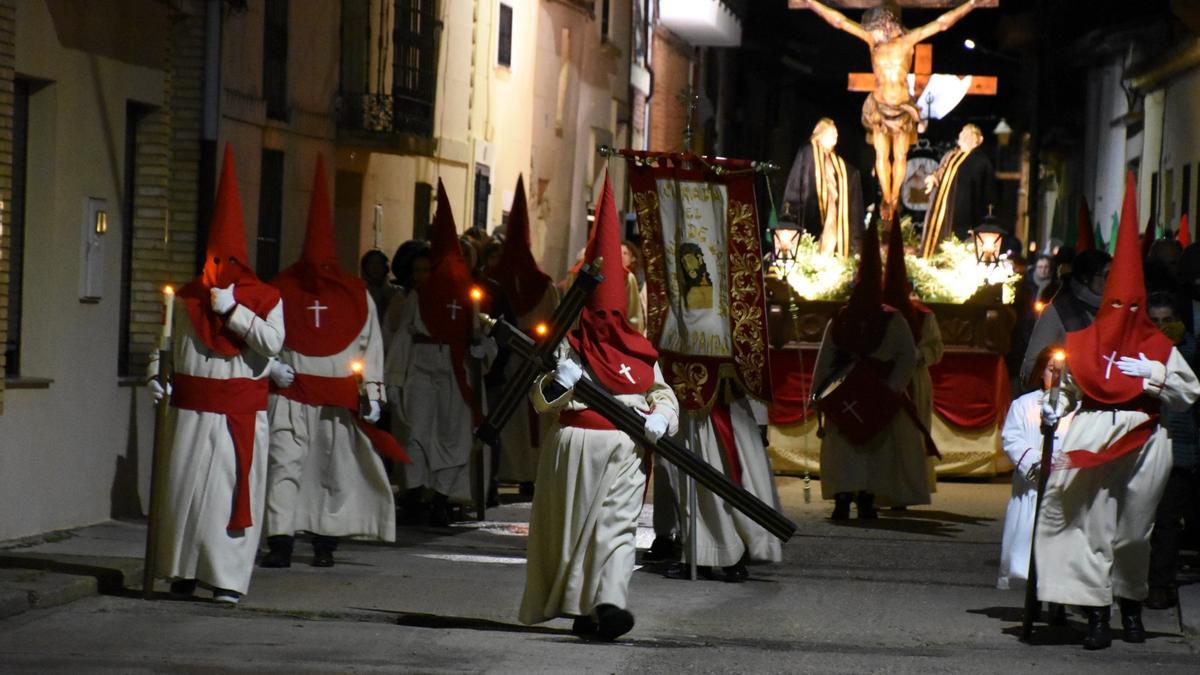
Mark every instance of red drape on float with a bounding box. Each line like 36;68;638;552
767;347;1009;430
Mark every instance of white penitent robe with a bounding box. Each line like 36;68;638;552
911;312;944;494
265;291;395;542
149;298;285;595
1036;348;1200;606
813;313;928;505
384;290;476;501
519;345;680;625
498;286;561;483
996;390;1073;590
674;396;782;567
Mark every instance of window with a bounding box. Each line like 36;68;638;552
263;0;289;121
473;165;491;232
118;102;155;377
413;181;433;241
4;79;31;377
393;0;442;137
256;149;285;280
497;3;513;68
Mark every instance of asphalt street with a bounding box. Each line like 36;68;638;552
0;477;1196;673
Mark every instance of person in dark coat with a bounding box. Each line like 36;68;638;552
781;118;865;256
919;124;998;257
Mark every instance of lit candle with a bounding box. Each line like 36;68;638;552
350;359;364;385
162;285;175;342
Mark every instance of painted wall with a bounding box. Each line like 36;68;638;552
217;0;339;275
0;0;165;540
1158;66;1200;227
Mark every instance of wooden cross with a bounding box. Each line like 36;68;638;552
790;1;997;8
474;259;796;542
848;43;997;101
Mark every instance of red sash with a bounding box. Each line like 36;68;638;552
1061;397;1159;470
710;402;743;487
558;409;616;431
170;373;268;530
274;372;410;463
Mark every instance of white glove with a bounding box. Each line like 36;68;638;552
1040;395;1068;428
211;285;236;315
553;358;583;389
1117;352;1155;379
269;361;295;388
642;412;669;443
363;399;382;423
469;343;487;359
148;378;172;403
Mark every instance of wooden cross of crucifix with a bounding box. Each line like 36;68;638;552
848;43;997;104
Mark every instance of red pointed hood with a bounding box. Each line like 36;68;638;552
882;219;927;339
1077;198;1094;252
271;156;368;356
417;180;478;409
495;175;552;317
1066;172;1172;405
831;221;890;356
1179;213;1191;247
178;144;279;356
568;171;658;394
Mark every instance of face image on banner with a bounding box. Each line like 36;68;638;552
655;178;732;358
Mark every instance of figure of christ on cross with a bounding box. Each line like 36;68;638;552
446;299;462;320
798;0;980;223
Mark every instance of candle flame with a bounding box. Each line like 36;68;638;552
469;286;484;301
350;360;364;375
164;285;175;295
1053;350;1066;363
1034;300;1045;314
534;322;549;337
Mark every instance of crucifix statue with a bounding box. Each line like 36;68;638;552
794;0;982;223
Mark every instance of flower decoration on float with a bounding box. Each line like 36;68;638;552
767;217;1019;305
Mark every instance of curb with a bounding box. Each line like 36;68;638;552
0;554;143;620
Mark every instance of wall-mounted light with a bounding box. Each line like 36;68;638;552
963;38;977;50
94;210;108;235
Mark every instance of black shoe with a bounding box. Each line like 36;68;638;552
1082;606;1112;650
1145;587;1177;610
571;615;598;636
486;480;501;508
644;536;677;562
169;579;197;599
595;604;635;641
1119;598;1146;643
429;493;450;528
309;534;338;567
1047;602;1067;626
832;493;852;521
856;491;878;520
722;561;749;583
401;487;425;526
260;535;294;568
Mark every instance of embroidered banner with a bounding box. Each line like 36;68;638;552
624;151;772;411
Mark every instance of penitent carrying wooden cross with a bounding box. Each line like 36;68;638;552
474;258;797;542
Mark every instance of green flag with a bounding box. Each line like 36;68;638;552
1108;211;1119;254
